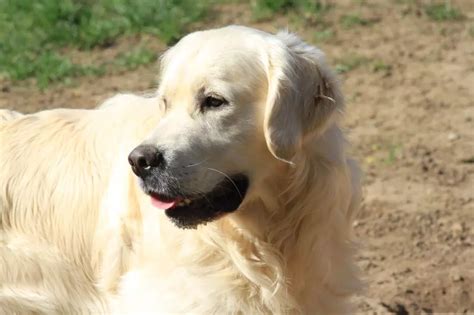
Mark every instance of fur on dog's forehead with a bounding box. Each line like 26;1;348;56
158;27;270;98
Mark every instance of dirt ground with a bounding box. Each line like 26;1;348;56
1;0;473;313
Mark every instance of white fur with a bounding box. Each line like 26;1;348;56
0;26;361;314
0;110;22;122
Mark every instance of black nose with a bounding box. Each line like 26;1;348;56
128;145;164;176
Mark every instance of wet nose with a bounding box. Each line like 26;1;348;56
128;145;164;177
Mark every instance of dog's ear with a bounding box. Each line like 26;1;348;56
263;32;343;162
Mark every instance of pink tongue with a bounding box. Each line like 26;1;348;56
151;197;178;210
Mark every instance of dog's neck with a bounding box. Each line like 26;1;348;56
114;126;359;314
190;151;320;312
213;127;358;312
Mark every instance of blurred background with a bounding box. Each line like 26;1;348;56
1;0;473;313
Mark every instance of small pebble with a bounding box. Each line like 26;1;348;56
448;132;459;141
451;223;463;233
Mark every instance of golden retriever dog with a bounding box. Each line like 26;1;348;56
0;25;361;314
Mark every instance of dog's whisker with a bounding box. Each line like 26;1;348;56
193;190;214;208
185;157;210;168
203;167;243;199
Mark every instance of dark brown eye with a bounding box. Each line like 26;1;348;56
201;96;227;109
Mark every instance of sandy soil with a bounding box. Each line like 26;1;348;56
1;1;473;313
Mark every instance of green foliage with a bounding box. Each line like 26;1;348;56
313;28;334;42
335;55;369;74
340;14;376;28
425;3;463;21
113;46;156;70
251;0;330;20
0;0;210;87
34;53;106;89
372;60;392;75
385;144;401;165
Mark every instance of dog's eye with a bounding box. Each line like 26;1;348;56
201;96;227;109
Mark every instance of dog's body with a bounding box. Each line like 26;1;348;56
0;95;161;313
0;26;361;314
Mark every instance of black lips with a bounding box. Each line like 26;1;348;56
165;174;249;229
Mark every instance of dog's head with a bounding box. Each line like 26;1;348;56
128;26;343;228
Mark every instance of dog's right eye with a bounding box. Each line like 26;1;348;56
201;96;227;110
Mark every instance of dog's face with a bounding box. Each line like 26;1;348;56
129;26;342;228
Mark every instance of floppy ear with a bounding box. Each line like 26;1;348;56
264;31;344;162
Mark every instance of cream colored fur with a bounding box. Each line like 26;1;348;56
0;26;361;314
0;96;160;314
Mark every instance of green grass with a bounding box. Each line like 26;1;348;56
372;60;392;76
251;0;330;21
113;46;156;71
335;55;369;74
340;14;377;28
33;53;106;89
336;56;392;75
24;46;155;89
0;0;210;88
425;2;463;21
313;28;334;42
385;144;401;165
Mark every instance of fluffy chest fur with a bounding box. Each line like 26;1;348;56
110;140;361;315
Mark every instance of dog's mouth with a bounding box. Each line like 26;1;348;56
147;174;249;229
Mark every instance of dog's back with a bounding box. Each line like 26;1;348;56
0;109;22;122
0;95;160;314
